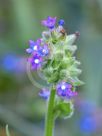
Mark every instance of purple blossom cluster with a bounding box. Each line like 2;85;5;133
26;39;49;70
26;16;65;70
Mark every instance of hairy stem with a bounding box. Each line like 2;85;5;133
45;87;56;136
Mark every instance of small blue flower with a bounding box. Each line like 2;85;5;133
58;19;65;26
38;44;49;57
28;53;43;70
56;81;77;99
39;88;50;99
26;39;41;54
41;16;56;29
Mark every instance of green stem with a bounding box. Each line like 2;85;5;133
45;87;56;136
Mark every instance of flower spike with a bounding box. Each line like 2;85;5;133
26;16;83;122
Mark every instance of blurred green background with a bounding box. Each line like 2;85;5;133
0;0;102;136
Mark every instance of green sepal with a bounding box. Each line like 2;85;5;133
54;101;74;119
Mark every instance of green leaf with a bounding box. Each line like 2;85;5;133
6;125;11;136
54;101;74;119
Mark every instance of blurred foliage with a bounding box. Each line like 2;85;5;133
0;0;102;136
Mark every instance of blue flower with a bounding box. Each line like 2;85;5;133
39;88;50;99
41;16;56;29
26;39;41;54
58;19;65;26
56;81;77;99
28;53;43;70
38;44;49;57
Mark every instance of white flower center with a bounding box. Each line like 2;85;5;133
34;59;39;64
61;85;66;90
43;49;46;53
33;45;37;50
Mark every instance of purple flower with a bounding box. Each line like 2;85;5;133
38;44;49;57
41;16;56;29
56;81;77;99
58;19;65;26
28;53;43;70
39;88;50;99
26;39;41;54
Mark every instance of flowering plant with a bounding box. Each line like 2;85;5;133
5;16;83;136
26;16;83;136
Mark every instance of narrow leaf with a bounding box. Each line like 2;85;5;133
6;125;11;136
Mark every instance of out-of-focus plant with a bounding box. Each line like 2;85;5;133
25;16;83;136
6;125;11;136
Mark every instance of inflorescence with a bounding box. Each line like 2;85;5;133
26;16;83;117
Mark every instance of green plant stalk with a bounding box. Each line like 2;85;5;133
45;88;56;136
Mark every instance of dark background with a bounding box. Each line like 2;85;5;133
0;0;102;136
